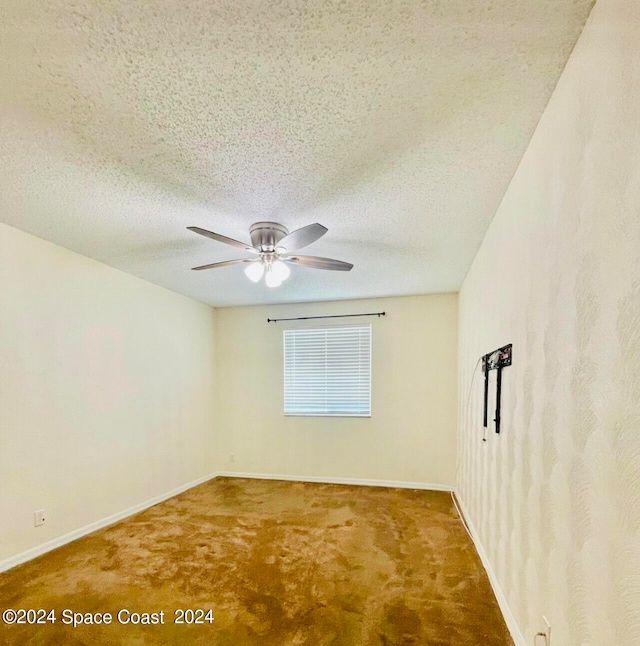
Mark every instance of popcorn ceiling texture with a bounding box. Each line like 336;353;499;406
457;0;640;644
0;0;592;306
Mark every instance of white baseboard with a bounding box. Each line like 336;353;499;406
452;490;526;646
216;470;454;492
0;471;217;574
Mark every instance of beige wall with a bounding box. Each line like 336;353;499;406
457;0;640;644
0;224;457;568
215;294;458;486
0;222;218;565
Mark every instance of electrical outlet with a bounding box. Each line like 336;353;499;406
535;616;551;645
34;509;46;527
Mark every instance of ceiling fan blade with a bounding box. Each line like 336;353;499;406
278;223;328;251
191;258;255;271
283;255;353;271
187;226;257;253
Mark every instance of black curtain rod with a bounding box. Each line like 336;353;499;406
267;311;386;323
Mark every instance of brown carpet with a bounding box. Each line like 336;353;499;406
0;478;512;645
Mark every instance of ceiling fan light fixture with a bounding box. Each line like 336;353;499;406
244;261;265;283
265;267;282;288
271;259;291;282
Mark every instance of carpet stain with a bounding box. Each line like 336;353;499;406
0;478;512;644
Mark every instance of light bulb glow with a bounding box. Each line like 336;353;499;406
244;261;265;283
271;260;291;282
265;267;282;288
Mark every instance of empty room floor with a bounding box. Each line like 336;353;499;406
0;478;511;645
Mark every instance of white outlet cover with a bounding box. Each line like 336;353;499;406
34;510;46;527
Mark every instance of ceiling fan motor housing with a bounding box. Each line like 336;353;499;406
249;222;289;251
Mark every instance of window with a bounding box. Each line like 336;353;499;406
283;324;371;417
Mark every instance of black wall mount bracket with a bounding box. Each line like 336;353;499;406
482;344;512;434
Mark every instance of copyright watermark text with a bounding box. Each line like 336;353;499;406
2;608;214;627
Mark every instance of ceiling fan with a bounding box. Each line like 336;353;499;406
187;221;353;287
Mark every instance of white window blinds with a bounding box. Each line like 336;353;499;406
283;324;371;417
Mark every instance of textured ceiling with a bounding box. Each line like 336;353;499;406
0;0;594;307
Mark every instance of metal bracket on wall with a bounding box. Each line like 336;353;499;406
482;344;512;434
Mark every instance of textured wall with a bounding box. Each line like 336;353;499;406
0;223;218;565
215;294;458;486
457;0;640;644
